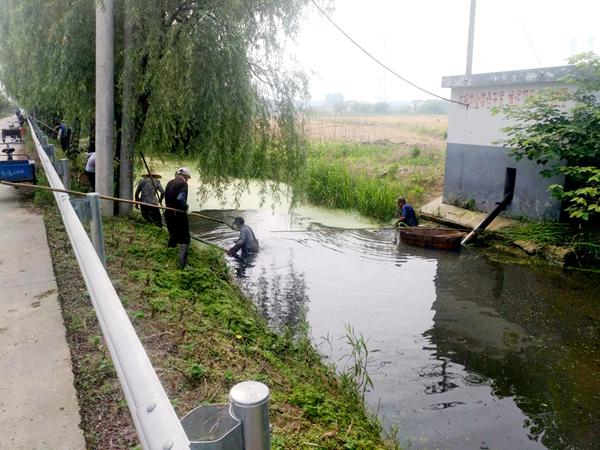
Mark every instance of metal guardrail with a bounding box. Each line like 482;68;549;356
28;116;272;450
28;116;192;450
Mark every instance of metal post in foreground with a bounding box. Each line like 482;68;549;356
229;381;270;450
87;192;106;266
41;135;48;149
58;158;70;190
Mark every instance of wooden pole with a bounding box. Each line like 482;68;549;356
0;180;233;228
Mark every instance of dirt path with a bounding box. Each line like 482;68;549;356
0;113;85;450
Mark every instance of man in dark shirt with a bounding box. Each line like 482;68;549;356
395;197;418;227
165;167;191;268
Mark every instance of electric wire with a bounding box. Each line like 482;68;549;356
519;19;542;66
309;0;469;108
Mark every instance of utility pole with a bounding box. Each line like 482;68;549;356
466;0;476;75
96;0;114;216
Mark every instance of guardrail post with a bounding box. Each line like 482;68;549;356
47;143;56;166
42;135;48;149
87;192;106;266
58;158;70;190
229;381;271;450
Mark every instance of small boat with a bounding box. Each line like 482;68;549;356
399;227;465;250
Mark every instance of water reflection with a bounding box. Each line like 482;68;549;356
229;252;257;279
428;254;600;449
254;264;309;333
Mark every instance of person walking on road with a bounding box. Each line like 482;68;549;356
165;167;191;268
135;172;164;227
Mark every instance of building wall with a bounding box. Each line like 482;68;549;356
441;67;571;220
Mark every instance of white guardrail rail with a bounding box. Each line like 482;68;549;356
28;117;191;450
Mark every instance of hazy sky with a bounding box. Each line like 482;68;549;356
289;0;600;102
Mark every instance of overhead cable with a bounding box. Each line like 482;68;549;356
309;0;468;107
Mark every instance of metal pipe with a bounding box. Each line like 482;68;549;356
27;117;190;449
461;193;512;245
229;381;271;450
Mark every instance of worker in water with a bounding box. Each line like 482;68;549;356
134;171;164;227
227;217;259;257
395;197;418;227
165;167;191;269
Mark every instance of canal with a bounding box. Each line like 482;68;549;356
163;171;599;449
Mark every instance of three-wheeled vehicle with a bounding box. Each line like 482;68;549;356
0;145;36;184
2;123;23;143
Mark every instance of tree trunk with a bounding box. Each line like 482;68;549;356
118;0;136;215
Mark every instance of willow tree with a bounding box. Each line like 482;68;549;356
0;0;313;209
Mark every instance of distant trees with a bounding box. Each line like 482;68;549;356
499;53;600;222
0;0;313;205
316;96;448;115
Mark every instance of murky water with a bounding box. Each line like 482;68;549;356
153;170;600;449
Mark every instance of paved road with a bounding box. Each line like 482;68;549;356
0;115;85;450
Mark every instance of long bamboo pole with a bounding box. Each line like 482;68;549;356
269;227;396;233
0;180;234;228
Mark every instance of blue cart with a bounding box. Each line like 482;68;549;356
0;147;36;184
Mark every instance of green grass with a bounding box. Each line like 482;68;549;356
396;123;447;139
493;222;600;268
306;159;423;221
305;142;443;221
41;204;398;449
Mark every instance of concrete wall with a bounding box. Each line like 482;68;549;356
441;66;572;220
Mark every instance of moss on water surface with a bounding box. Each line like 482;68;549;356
42;206;396;449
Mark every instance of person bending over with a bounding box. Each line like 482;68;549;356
135;172;164;227
227;217;259;257
395;197;418;227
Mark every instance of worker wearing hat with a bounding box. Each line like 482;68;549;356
165;167;192;268
134;170;164;227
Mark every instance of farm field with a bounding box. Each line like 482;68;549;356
306;114;448;146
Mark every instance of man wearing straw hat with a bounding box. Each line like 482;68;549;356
135;170;165;227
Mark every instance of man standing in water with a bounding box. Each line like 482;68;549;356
165;167;191;268
227;217;259;257
395;197;418;227
135;171;164;227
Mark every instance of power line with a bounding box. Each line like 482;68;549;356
309;0;468;107
519;18;542;66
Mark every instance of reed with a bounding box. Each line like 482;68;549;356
305;158;426;221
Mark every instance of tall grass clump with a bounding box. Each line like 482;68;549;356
306;159;425;221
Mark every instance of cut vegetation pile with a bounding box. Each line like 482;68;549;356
40;202;397;449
